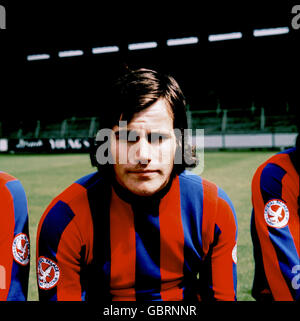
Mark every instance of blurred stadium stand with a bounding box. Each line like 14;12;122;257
189;105;297;135
0;105;296;139
0;2;298;151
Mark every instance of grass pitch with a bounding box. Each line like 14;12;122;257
0;150;274;301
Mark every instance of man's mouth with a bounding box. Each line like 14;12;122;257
128;169;159;178
128;169;159;175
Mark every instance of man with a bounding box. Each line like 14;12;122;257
0;171;30;301
251;131;300;301
37;68;238;301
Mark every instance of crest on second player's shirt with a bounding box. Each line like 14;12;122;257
37;256;60;290
264;199;289;228
12;233;30;266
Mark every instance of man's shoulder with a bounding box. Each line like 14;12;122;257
50;171;105;207
178;170;202;185
0;171;26;200
39;171;105;231
74;171;104;189
268;147;296;167
253;148;297;185
177;171;236;222
0;171;17;186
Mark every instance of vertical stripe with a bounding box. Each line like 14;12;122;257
253;165;293;300
217;187;238;298
201;181;238;301
54;183;94;301
60;184;94;264
86;178;112;301
0;180;16;301
281;167;300;255
132;200;162;301
217;188;238;239
5;180;28;236
179;173;204;261
260;163;286;203
6;255;27;301
39;201;75;260
268;226;299;299
265;158;299;300
202;180;218;256
262;164;296;300
159;176;184;301
56;222;82;300
211;221;236;300
38;201;74;301
5;180;29;301
178;173;204;300
250;210;272;299
199;180;218;300
110;189;136;301
197;225;220;301
59;184;94;301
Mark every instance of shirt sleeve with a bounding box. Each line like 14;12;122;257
251;162;300;301
210;188;238;301
0;178;30;301
36;200;84;301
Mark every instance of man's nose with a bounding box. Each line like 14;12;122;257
135;137;151;164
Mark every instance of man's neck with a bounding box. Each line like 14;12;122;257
111;175;175;205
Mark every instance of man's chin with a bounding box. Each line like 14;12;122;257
128;187;158;197
126;181;164;197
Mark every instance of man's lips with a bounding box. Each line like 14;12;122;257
127;169;159;174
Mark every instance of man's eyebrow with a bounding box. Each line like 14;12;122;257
114;129;139;138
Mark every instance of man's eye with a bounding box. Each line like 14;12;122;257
127;130;140;142
148;133;166;144
128;132;140;143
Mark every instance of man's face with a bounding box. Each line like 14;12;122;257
111;98;177;196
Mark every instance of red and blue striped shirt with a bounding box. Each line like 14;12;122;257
37;170;237;301
251;147;300;301
0;171;30;301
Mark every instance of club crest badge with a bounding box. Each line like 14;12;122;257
37;256;60;290
264;199;289;228
12;233;30;266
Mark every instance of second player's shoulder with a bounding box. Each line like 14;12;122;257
252;149;297;193
253;148;296;180
0;171;27;202
0;171;18;187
